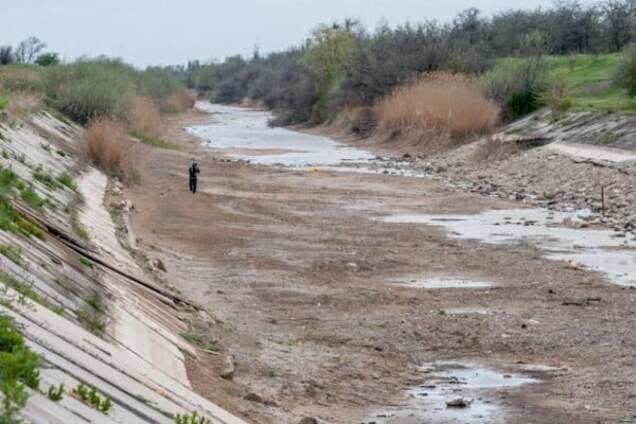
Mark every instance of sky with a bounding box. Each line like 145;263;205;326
2;0;597;68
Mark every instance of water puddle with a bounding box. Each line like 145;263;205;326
381;208;636;287
370;363;537;424
394;277;493;289
188;103;374;166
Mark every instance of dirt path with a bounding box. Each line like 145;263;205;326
124;107;636;424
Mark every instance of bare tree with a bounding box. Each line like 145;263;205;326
14;36;47;64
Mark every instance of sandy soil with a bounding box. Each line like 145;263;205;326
124;109;636;424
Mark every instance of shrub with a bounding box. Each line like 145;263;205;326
127;96;161;136
160;89;196;113
506;91;540;120
377;72;499;138
0;65;44;93
47;384;64;401
615;44;636;97
80;119;142;184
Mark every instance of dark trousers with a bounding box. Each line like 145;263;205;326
189;178;197;194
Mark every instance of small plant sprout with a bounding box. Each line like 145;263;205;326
175;411;211;424
47;383;64;401
72;383;113;414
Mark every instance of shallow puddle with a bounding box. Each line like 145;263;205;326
382;208;636;287
395;277;493;289
188;103;374;166
370;363;536;424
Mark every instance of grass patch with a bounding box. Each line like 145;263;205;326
0;96;9;112
33;166;61;190
130;130;180;150
0;167;45;240
72;383;113;414
0;270;61;313
76;293;107;336
79;256;95;269
0;315;41;422
56;173;77;191
495;54;636;112
0;245;23;266
20;184;46;211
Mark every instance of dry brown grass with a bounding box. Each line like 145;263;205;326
160;89;196;113
127;96;162;137
6;93;41;115
81;119;143;184
377;72;500;139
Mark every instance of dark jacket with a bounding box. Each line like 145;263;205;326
189;164;200;180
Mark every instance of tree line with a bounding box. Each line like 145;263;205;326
174;0;636;124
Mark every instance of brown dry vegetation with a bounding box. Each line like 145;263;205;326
377;72;500;139
127;96;162;137
160;89;196;114
81;119;143;184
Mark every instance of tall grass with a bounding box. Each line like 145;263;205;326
378;72;500;138
81;119;142;183
127;96;161;136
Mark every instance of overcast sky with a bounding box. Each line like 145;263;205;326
3;0;596;67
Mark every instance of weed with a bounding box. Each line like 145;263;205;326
40;143;51;152
0;169;45;239
33;166;60;190
0;315;41;422
79;256;94;269
72;383;113;414
0;270;60;313
20;184;46;211
47;383;64;401
55;149;66;157
0;96;9;112
175;411;211;424
56;173;77;191
0;244;23;266
76;292;107;336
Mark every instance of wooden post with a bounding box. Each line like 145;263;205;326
601;185;605;217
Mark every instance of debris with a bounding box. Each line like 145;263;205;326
566;261;583;271
446;397;473;408
298;418;318;424
244;392;264;404
220;356;234;380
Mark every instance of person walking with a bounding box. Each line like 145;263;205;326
188;159;200;194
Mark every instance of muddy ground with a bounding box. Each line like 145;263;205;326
124;109;636;424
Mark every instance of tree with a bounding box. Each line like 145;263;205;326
301;22;358;120
0;46;14;65
603;0;633;51
34;52;59;67
14;37;47;64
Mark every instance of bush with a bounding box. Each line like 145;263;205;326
160;89;196;114
80;119;142;184
377;72;500;138
615;44;636;97
506;91;540;120
0;65;44;93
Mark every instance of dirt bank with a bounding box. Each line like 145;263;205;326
125;107;636;423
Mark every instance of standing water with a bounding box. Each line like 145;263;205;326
188;103;374;166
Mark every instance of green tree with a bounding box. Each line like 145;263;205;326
301;22;357;121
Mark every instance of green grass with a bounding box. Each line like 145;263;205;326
76;293;107;337
56;173;77;191
33;167;61;190
79;256;95;269
0;96;9;112
130;130;180;150
496;53;636;112
0;245;23;266
0;315;41;421
0;167;45;240
20;184;46;211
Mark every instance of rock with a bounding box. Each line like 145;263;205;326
567;261;583;271
446;397;473;408
220;356;234;380
298;418;318;424
153;258;167;272
346;262;358;271
244;392;264;404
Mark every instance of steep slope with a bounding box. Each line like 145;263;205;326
0;110;247;423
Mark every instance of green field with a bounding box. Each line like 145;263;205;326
497;54;636;112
